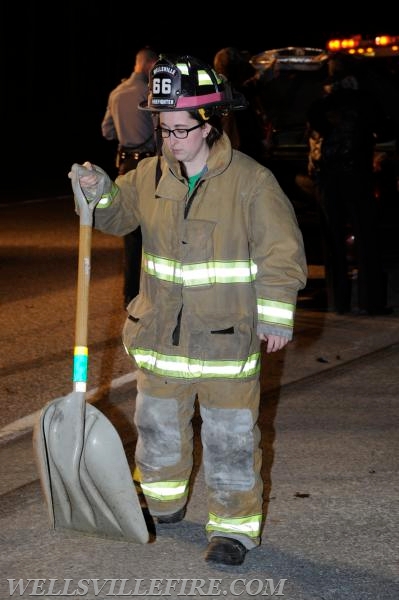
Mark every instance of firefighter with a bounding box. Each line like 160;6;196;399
70;55;307;566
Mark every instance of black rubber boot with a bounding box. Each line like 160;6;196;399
205;536;248;566
156;506;186;524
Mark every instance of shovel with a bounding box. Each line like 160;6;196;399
33;164;149;543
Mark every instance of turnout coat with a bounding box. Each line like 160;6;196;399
93;132;307;381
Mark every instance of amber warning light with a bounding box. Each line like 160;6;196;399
327;34;399;56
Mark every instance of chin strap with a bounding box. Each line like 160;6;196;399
153;113;163;187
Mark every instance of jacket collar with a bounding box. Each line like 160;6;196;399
162;132;233;182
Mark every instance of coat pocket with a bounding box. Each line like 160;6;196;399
122;306;157;355
185;313;255;363
181;219;216;262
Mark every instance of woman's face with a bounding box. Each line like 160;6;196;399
159;111;210;163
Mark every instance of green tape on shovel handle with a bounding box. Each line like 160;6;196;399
73;346;88;382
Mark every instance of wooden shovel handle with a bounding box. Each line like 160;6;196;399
75;223;92;348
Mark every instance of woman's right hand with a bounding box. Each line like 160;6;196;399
68;161;99;189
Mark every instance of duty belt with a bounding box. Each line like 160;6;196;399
119;149;155;162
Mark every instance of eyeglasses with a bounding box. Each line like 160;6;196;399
157;122;204;139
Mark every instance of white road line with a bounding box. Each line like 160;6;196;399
0;195;72;208
0;371;138;444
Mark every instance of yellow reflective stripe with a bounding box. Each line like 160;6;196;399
129;349;260;379
174;64;213;87
197;70;214;86
258;299;294;327
143;252;257;286
140;480;189;502
182;261;257;285
176;63;189;75
206;512;262;538
97;182;119;208
144;255;181;282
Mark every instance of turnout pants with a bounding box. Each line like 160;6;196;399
134;371;263;549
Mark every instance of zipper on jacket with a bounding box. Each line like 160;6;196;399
172;306;183;346
172;179;204;346
184;179;203;218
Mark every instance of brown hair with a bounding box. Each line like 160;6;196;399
188;110;223;148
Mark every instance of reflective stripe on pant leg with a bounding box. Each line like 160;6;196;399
134;376;196;516
199;378;263;548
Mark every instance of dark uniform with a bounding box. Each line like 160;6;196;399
101;49;158;306
307;67;390;315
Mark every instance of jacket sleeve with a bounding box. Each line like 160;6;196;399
93;169;140;236
250;167;308;340
101;95;117;141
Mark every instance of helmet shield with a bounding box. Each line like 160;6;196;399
139;55;247;113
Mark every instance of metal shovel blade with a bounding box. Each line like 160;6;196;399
33;392;149;544
33;164;148;544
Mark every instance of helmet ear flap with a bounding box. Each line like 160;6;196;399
198;107;211;121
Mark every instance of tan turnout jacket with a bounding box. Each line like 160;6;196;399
94;133;307;380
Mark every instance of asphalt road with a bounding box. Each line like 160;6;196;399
1;190;399;431
1;194;132;428
1;312;399;599
1;190;399;600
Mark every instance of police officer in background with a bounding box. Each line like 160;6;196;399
307;52;392;316
102;47;159;306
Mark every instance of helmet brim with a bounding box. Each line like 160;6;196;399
139;91;248;112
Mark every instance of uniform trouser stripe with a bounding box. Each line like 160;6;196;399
140;480;189;501
206;512;262;537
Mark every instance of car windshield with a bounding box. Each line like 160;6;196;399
250;45;399;149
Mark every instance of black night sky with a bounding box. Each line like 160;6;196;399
1;3;397;196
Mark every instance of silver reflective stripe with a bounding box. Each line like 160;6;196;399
197;70;214;86
176;63;189;75
258;299;294;327
144;255;179;283
129;349;260;379
143;252;257;286
206;512;262;538
97;183;119;208
140;480;189;502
